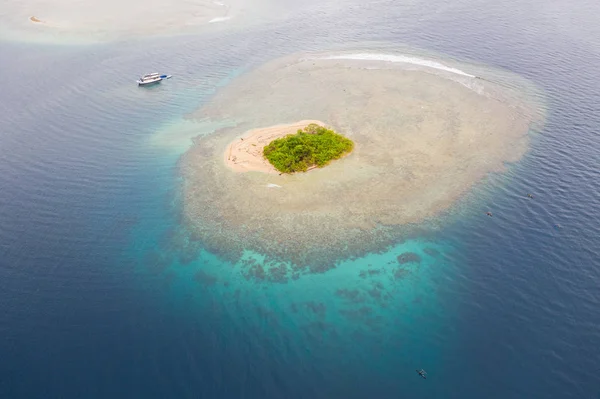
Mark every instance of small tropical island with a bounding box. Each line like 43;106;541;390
224;120;353;174
263;124;354;173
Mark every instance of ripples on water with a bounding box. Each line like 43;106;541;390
1;0;600;397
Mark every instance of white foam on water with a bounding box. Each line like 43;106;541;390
209;16;232;23
322;53;475;78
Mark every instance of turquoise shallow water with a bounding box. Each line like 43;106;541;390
2;0;600;397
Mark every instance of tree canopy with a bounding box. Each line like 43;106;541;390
263;124;354;173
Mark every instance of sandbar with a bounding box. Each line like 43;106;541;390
3;0;239;41
224;120;326;174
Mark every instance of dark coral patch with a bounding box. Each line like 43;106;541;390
194;270;218;286
335;288;365;303
393;267;410;280
397;252;421;264
304;301;327;317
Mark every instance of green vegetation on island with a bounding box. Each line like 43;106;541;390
263;124;354;173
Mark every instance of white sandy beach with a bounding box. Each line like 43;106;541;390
224;120;326;174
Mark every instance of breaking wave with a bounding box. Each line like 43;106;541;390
209;16;232;23
322;53;475;78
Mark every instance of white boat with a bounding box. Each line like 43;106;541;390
137;73;172;86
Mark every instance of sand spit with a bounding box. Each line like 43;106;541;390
180;52;543;268
4;0;237;41
225;120;326;174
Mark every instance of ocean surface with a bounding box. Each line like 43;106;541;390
1;0;599;398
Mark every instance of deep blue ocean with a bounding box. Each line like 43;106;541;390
1;0;600;397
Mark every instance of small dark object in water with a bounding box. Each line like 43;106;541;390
527;193;534;198
554;224;562;229
416;369;427;379
486;211;493;217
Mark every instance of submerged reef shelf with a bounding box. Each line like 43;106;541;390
180;52;543;268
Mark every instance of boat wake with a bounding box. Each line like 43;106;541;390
322;53;475;78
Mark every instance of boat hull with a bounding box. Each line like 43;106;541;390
136;75;171;86
137;79;162;85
